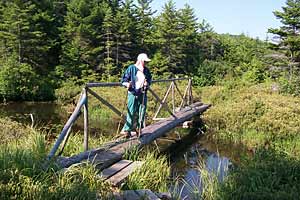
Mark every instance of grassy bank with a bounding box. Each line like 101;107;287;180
0;118;114;199
0;117;173;199
195;82;300;199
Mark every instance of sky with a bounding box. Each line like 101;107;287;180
150;0;286;40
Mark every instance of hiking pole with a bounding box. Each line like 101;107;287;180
116;89;128;136
116;81;131;137
138;80;147;138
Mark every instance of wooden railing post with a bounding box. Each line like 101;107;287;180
180;81;189;109
149;88;177;119
83;87;89;151
189;78;193;104
47;92;86;160
172;81;175;113
187;79;192;105
153;82;173;120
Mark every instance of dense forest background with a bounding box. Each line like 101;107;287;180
0;0;299;101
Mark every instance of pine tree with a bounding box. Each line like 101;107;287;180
269;0;300;63
0;2;39;64
0;0;62;74
152;0;183;75
101;5;118;79
59;0;105;80
115;0;137;68
135;0;155;52
178;4;199;73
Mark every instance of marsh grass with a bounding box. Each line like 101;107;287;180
0;117;32;145
123;145;142;161
199;83;300;157
170;155;222;200
217;148;300;200
60;131;115;157
123;151;170;192
194;82;300;199
0;120;113;199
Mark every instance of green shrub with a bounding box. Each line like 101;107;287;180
278;74;300;96
0;59;55;101
193;60;228;86
55;79;82;104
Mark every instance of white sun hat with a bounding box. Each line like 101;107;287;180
137;53;151;62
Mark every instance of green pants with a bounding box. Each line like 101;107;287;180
122;92;147;132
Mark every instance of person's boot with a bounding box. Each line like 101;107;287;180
120;131;131;138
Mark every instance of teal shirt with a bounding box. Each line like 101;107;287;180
121;64;152;96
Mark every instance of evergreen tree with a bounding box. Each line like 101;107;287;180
269;0;300;63
0;2;39;64
0;0;62;74
116;0;137;68
59;0;105;80
152;0;183;76
135;0;155;52
101;5;117;79
177;4;199;73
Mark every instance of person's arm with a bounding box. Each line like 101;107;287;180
144;68;152;88
121;66;132;88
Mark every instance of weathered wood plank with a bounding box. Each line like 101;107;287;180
135;189;161;200
101;160;132;179
122;190;140;200
112;190;162;200
107;161;143;186
140;103;210;145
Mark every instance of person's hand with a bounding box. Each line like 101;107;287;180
126;81;132;89
143;80;148;87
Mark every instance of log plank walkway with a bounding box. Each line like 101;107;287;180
47;79;210;198
57;102;210;170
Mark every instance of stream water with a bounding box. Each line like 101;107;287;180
0;102;242;199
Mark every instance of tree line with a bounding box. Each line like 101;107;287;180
0;0;299;101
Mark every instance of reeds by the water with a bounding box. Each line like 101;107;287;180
0;120;113;199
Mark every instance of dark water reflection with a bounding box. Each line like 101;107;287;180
0;102;119;136
158;125;243;199
0;102;67;129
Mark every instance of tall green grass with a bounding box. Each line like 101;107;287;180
193;82;300;199
217;148;300;200
0;119;113;199
171;159;220;200
200;82;300;157
60;132;114;157
123;151;170;192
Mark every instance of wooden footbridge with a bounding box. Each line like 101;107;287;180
48;78;210;198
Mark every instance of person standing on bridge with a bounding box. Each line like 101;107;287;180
120;53;152;137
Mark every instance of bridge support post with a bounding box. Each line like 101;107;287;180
172;81;175;113
83;88;89;151
188;78;193;105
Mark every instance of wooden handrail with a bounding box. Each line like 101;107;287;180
87;88;126;121
85;78;189;88
48;90;86;160
48;77;193;161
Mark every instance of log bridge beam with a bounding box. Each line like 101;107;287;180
57;102;210;169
